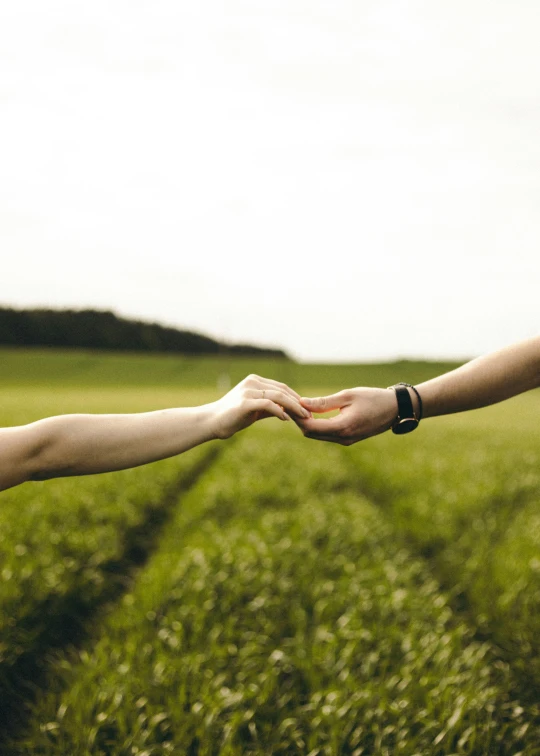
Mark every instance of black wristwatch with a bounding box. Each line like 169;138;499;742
388;383;420;434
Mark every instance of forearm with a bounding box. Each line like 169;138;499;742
0;374;306;492
29;406;218;480
416;337;540;419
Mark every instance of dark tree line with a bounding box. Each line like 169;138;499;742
0;307;289;359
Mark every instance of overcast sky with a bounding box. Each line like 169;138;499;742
2;1;539;361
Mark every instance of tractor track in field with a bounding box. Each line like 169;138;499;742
347;471;540;717
0;444;223;748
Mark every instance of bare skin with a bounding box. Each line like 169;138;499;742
0;374;310;492
296;336;540;445
4;337;538;488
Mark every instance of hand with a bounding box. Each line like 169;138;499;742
211;374;311;440
295;387;399;445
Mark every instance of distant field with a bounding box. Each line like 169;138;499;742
0;344;461;388
1;348;540;755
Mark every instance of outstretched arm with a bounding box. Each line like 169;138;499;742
0;375;310;491
417;336;540;417
297;336;540;445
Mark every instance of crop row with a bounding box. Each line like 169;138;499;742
0;441;214;736
348;391;540;695
13;425;540;755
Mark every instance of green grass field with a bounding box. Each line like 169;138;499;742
1;347;540;755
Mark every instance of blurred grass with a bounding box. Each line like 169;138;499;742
14;428;539;755
0;345;461;431
3;348;540;754
0;345;461;392
347;391;540;695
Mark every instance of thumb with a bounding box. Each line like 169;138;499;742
300;391;348;413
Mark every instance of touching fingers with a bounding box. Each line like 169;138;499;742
246;388;310;420
246;398;290;422
300;391;349;414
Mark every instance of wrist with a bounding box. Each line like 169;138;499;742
382;388;401;426
196;403;224;442
407;386;422;419
386;383;423;434
395;385;422;420
414;381;434;418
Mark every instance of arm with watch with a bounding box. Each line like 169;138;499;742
296;336;540;445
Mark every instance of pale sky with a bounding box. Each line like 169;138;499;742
2;0;539;361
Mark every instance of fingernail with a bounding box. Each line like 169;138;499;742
283;413;291;421
302;409;310;418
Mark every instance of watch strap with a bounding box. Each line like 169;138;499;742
393;384;415;421
396;382;423;421
387;383;420;434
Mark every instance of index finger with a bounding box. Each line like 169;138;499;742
296;414;346;435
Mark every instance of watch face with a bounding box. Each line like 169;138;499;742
392;418;419;434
